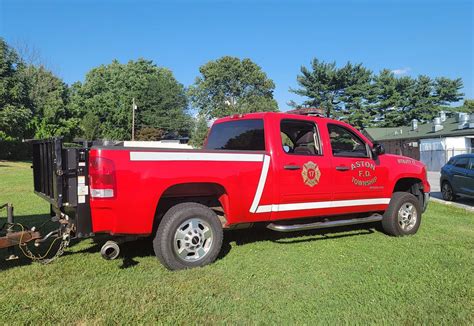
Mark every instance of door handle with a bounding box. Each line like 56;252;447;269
284;165;301;170
335;166;350;171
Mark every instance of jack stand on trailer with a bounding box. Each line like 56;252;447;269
0;203;71;263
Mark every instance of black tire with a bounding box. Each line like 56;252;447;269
441;181;456;201
153;202;223;270
382;192;422;236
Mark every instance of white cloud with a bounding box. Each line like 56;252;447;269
391;67;411;75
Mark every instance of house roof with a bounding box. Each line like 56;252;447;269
364;117;474;141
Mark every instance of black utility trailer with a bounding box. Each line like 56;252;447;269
1;138;93;261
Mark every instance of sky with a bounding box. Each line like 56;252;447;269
1;0;473;111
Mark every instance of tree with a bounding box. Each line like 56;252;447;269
136;127;164;141
292;57;465;127
23;65;77;139
292;59;376;128
291;59;341;117
80;111;101;140
443;99;474;114
462;99;474;113
434;77;464;105
189;115;209;148
339;62;375;127
1;39;78;140
188;56;278;118
70;59;192;140
373;70;416;127
0;38;32;140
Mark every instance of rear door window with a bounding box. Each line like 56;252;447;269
205;119;265;151
280;119;322;155
468;158;474;170
454;157;468;169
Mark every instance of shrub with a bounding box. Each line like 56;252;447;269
0;140;32;160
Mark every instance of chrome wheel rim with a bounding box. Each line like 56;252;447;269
442;183;452;200
397;202;417;232
173;218;213;262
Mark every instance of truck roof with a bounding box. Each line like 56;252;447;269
213;111;374;147
214;111;334;124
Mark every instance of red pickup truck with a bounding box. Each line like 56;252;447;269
31;111;430;270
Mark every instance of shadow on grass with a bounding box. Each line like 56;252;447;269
217;223;378;260
1;216;380;271
70;223;379;269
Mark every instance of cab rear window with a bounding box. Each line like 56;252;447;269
205;119;265;151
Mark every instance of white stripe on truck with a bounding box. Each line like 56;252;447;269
255;198;391;213
129;151;391;215
130;151;264;162
249;155;271;213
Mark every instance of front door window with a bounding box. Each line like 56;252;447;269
328;123;387;205
328;124;369;158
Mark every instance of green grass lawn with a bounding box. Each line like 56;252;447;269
0;161;473;324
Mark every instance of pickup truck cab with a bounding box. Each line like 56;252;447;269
32;111;430;270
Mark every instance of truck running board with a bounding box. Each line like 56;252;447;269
267;214;383;232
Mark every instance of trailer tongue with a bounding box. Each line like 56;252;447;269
0;203;41;260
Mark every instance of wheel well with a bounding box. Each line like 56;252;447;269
393;177;424;206
153;183;228;230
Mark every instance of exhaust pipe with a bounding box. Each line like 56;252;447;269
267;214;383;232
100;240;120;260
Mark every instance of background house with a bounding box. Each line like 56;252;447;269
364;113;474;171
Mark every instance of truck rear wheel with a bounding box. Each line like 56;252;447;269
382;192;421;236
153;202;223;270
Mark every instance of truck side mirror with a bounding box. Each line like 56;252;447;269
372;142;385;158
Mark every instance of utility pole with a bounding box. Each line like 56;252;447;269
132;98;137;141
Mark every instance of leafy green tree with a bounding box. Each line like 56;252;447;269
0;38;32;140
443;99;474;114
188;56;278;118
293;58;465;127
434;77;464;105
407;75;437;122
291;59;342;117
80;111;101;140
339;62;375;127
189;115;210;148
136;127;164;141
373;70;414;127
292;59;376;128
23;65;78;139
462;99;474;112
70;59;191;140
377;75;463;125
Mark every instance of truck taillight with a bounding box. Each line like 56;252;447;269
89;157;116;199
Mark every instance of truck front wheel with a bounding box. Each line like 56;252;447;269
153;202;223;270
382;192;422;236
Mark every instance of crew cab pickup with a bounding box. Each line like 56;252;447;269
32;111;430;270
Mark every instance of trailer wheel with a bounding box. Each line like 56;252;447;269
382;192;422;236
153;202;223;270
